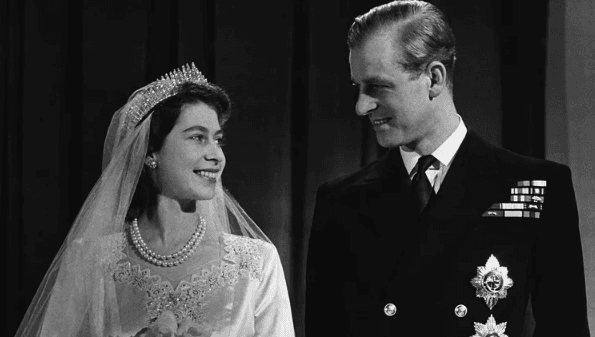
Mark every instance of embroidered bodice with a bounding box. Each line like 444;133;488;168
88;229;297;337
111;233;265;326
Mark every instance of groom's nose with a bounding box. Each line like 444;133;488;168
355;93;377;116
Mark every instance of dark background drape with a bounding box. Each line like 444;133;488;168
3;0;550;336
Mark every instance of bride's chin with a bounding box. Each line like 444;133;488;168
193;188;216;201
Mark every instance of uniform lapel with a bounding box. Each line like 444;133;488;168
357;148;418;273
432;130;500;214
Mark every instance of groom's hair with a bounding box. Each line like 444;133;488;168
347;0;457;91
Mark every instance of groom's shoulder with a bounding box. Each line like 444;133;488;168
317;156;385;196
467;130;569;177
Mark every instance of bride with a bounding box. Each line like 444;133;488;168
15;63;295;337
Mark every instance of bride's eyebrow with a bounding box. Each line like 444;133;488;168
182;125;223;135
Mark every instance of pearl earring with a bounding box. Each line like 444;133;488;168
145;158;158;169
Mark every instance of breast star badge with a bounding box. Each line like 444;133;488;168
471;315;508;337
470;255;513;310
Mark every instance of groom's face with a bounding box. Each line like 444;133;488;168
349;27;435;150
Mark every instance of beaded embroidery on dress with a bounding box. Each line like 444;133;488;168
111;232;265;328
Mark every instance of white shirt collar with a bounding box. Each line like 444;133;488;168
400;115;467;175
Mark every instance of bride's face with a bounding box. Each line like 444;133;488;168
151;102;225;202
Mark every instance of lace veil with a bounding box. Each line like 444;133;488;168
15;65;270;337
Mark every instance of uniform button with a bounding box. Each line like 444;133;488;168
384;303;397;316
454;304;467;317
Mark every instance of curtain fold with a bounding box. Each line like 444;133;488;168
2;0;25;332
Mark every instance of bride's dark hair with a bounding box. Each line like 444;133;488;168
126;81;231;220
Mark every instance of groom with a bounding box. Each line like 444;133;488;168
305;1;590;336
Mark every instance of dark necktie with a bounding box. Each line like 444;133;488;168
411;155;437;214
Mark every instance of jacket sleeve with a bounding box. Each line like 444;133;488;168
530;164;591;336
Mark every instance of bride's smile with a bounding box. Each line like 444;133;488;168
148;102;225;202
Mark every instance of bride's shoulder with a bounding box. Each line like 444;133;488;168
71;232;127;246
220;233;279;271
65;233;128;271
220;232;273;254
70;232;128;260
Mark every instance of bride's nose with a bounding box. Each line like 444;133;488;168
204;142;224;164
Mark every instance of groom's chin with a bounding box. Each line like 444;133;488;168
375;134;402;149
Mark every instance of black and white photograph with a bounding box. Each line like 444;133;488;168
3;1;594;336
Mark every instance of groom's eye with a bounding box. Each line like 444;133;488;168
364;84;384;95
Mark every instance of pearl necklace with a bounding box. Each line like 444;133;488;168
130;216;206;267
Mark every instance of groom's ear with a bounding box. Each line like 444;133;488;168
426;61;447;99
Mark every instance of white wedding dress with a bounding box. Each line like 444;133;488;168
96;226;293;336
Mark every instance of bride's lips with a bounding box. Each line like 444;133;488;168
193;169;219;182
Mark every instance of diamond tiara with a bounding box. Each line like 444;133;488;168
123;62;208;130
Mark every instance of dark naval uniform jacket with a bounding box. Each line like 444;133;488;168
305;130;590;336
